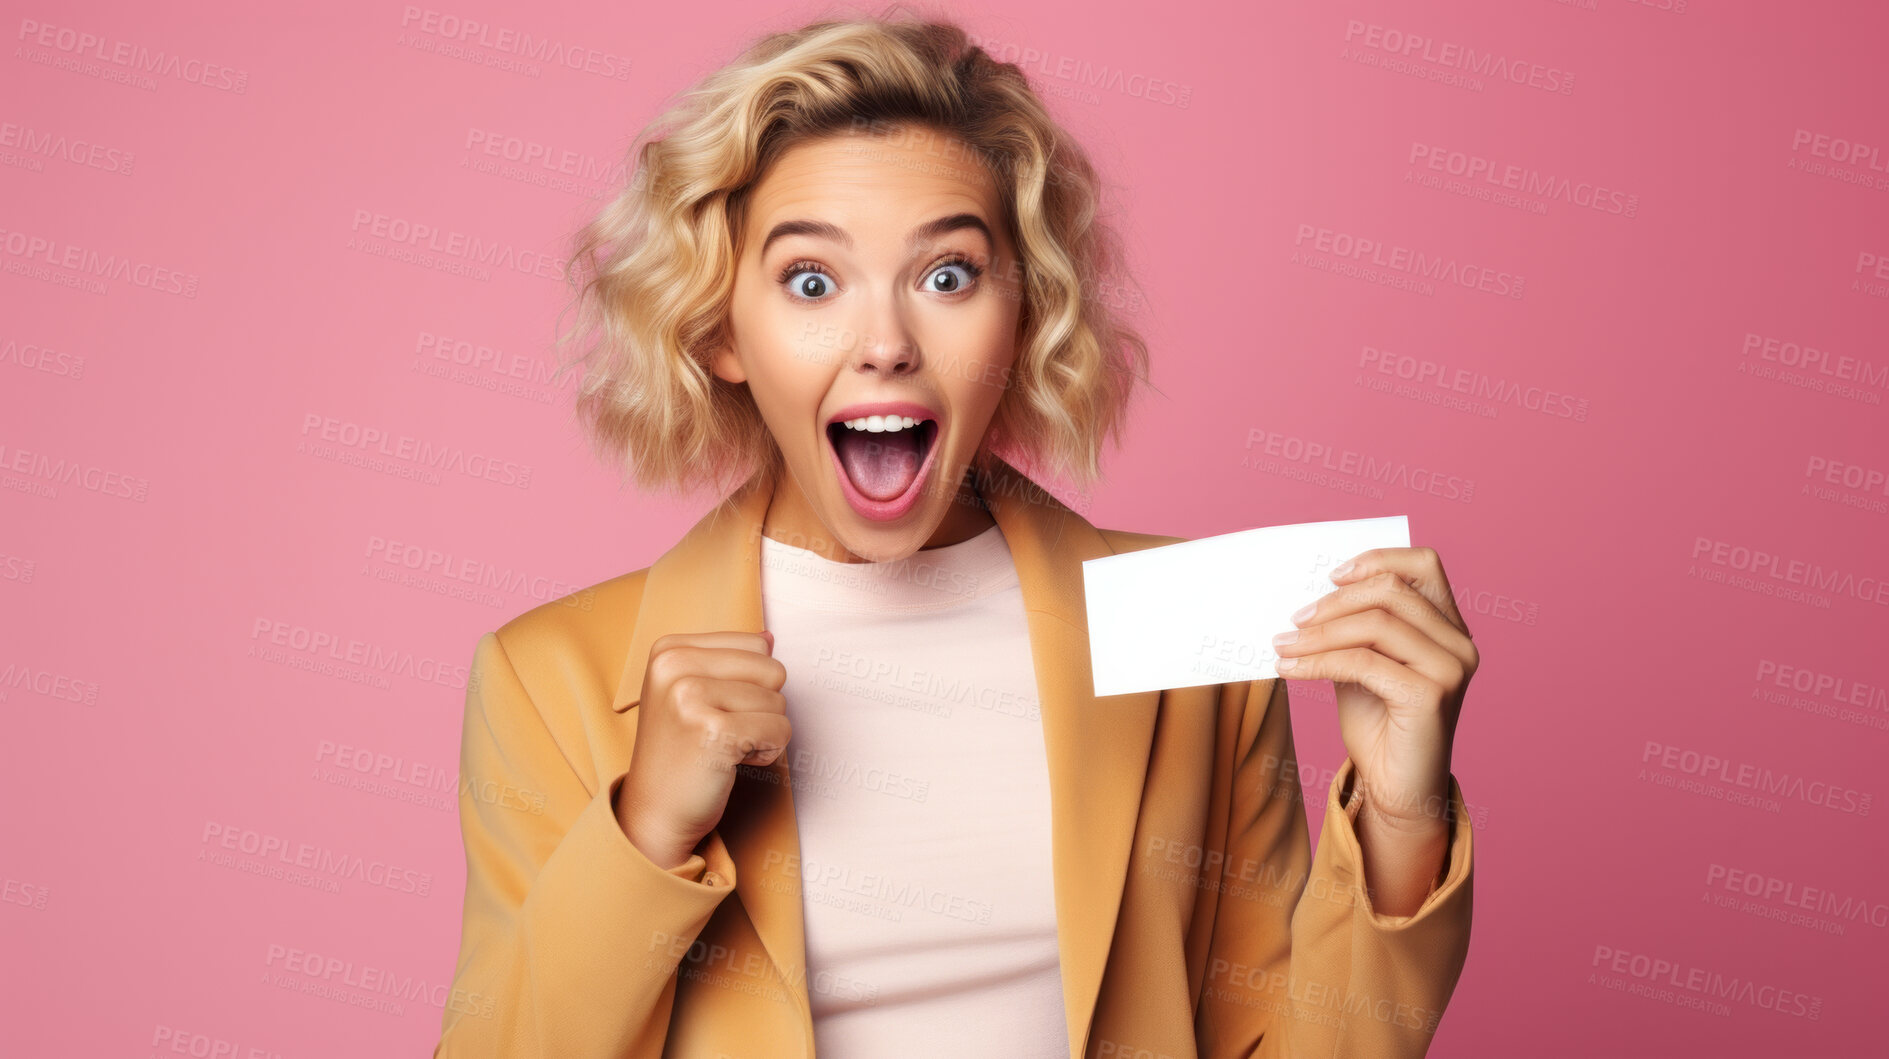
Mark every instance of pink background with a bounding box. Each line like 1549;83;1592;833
5;1;1887;1056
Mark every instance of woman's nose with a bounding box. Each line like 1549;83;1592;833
848;303;921;376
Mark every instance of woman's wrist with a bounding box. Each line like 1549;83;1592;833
613;783;695;871
1353;796;1451;917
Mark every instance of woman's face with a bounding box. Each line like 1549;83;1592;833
713;125;1024;564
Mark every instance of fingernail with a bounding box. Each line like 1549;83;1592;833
1331;560;1354;579
1290;602;1316;624
1271;629;1299;645
1276;657;1299;671
762;630;774;648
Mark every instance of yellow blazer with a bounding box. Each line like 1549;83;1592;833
434;455;1474;1058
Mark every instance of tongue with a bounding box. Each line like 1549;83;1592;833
834;427;923;501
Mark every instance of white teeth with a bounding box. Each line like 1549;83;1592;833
840;415;924;432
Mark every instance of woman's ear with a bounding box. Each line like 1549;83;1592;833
709;343;747;384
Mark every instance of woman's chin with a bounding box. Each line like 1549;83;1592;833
823;510;937;564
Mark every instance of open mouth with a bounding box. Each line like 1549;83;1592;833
824;413;941;522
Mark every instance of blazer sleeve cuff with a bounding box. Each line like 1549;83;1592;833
658;830;737;889
518;769;737;999
1322;756;1474;932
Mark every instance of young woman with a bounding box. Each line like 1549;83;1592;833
436;12;1477;1059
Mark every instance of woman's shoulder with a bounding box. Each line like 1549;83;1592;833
1093;525;1189;555
482;564;653;673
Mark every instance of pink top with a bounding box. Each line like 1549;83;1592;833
757;522;1070;1057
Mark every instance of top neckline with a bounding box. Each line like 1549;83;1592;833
757;523;1018;612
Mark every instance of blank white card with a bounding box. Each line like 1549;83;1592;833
1080;516;1410;696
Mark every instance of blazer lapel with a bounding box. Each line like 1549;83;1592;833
610;454;1161;1057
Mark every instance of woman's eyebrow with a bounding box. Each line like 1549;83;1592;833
760;218;849;256
908;212;993;252
759;213;993;258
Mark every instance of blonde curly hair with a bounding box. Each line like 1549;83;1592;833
551;4;1150;499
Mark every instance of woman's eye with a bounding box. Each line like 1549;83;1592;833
926;262;976;294
783;269;837;301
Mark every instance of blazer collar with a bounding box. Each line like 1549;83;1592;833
611;453;1160;1057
